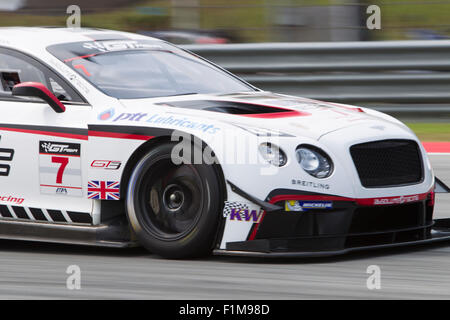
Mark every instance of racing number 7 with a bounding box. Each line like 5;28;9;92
51;156;69;184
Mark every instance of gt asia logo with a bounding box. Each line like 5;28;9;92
40;141;80;156
83;41;162;53
229;208;264;223
91;160;121;170
373;195;420;205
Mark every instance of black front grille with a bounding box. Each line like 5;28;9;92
350;139;423;188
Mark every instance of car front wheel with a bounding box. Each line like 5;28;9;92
126;142;223;258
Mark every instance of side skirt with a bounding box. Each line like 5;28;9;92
0;217;137;248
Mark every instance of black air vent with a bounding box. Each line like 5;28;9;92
157;100;293;115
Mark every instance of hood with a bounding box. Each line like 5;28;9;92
118;92;405;140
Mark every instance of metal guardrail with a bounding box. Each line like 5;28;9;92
183;41;450;117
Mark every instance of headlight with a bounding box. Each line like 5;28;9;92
296;145;333;178
258;143;287;167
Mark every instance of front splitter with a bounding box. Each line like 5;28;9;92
214;219;450;258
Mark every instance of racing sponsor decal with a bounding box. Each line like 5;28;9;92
268;191;430;207
0;195;24;205
285;200;333;212
39;141;82;197
112;112;147;122
47;57;91;95
0;164;10;177
90;160;122;170
291;179;330;190
84;33;131;41
0;135;15;177
87;180;120;200
220;199;268;246
0;147;14;177
97;110;220;134
98;108;115;121
82;40;163;53
0;147;14;161
229;209;264;223
223;201;249;218
40;141;80;156
372;195;420;206
144;113;219;134
223;201;263;222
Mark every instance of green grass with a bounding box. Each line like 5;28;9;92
406;123;450;141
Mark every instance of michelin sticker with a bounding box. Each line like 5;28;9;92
285;200;333;212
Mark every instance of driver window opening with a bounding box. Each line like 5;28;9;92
0;52;73;102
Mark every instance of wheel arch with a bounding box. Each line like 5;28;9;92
119;134;228;251
119;134;228;203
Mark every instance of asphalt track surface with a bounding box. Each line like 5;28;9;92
0;155;449;299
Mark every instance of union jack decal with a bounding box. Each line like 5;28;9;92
87;180;120;200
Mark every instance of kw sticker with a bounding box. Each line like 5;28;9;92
39;141;82;197
223;201;264;223
229;208;264;223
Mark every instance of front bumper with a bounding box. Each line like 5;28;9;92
214;222;450;257
217;185;450;257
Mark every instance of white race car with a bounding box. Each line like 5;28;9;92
0;27;449;258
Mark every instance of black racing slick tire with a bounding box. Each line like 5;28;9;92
126;142;223;259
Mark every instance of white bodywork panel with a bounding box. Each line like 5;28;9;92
0;28;434;248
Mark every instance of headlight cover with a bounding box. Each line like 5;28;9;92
296;145;333;178
258;143;287;167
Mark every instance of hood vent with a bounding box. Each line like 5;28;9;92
156;100;308;118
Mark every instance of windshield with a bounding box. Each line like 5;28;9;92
47;40;254;99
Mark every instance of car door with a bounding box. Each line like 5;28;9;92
0;47;93;224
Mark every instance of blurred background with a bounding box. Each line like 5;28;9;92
1;0;449;139
0;0;449;43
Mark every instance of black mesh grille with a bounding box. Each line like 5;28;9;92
350;139;423;188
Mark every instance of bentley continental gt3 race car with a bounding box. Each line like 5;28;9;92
0;27;449;258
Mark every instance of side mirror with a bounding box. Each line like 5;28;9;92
12;82;66;113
